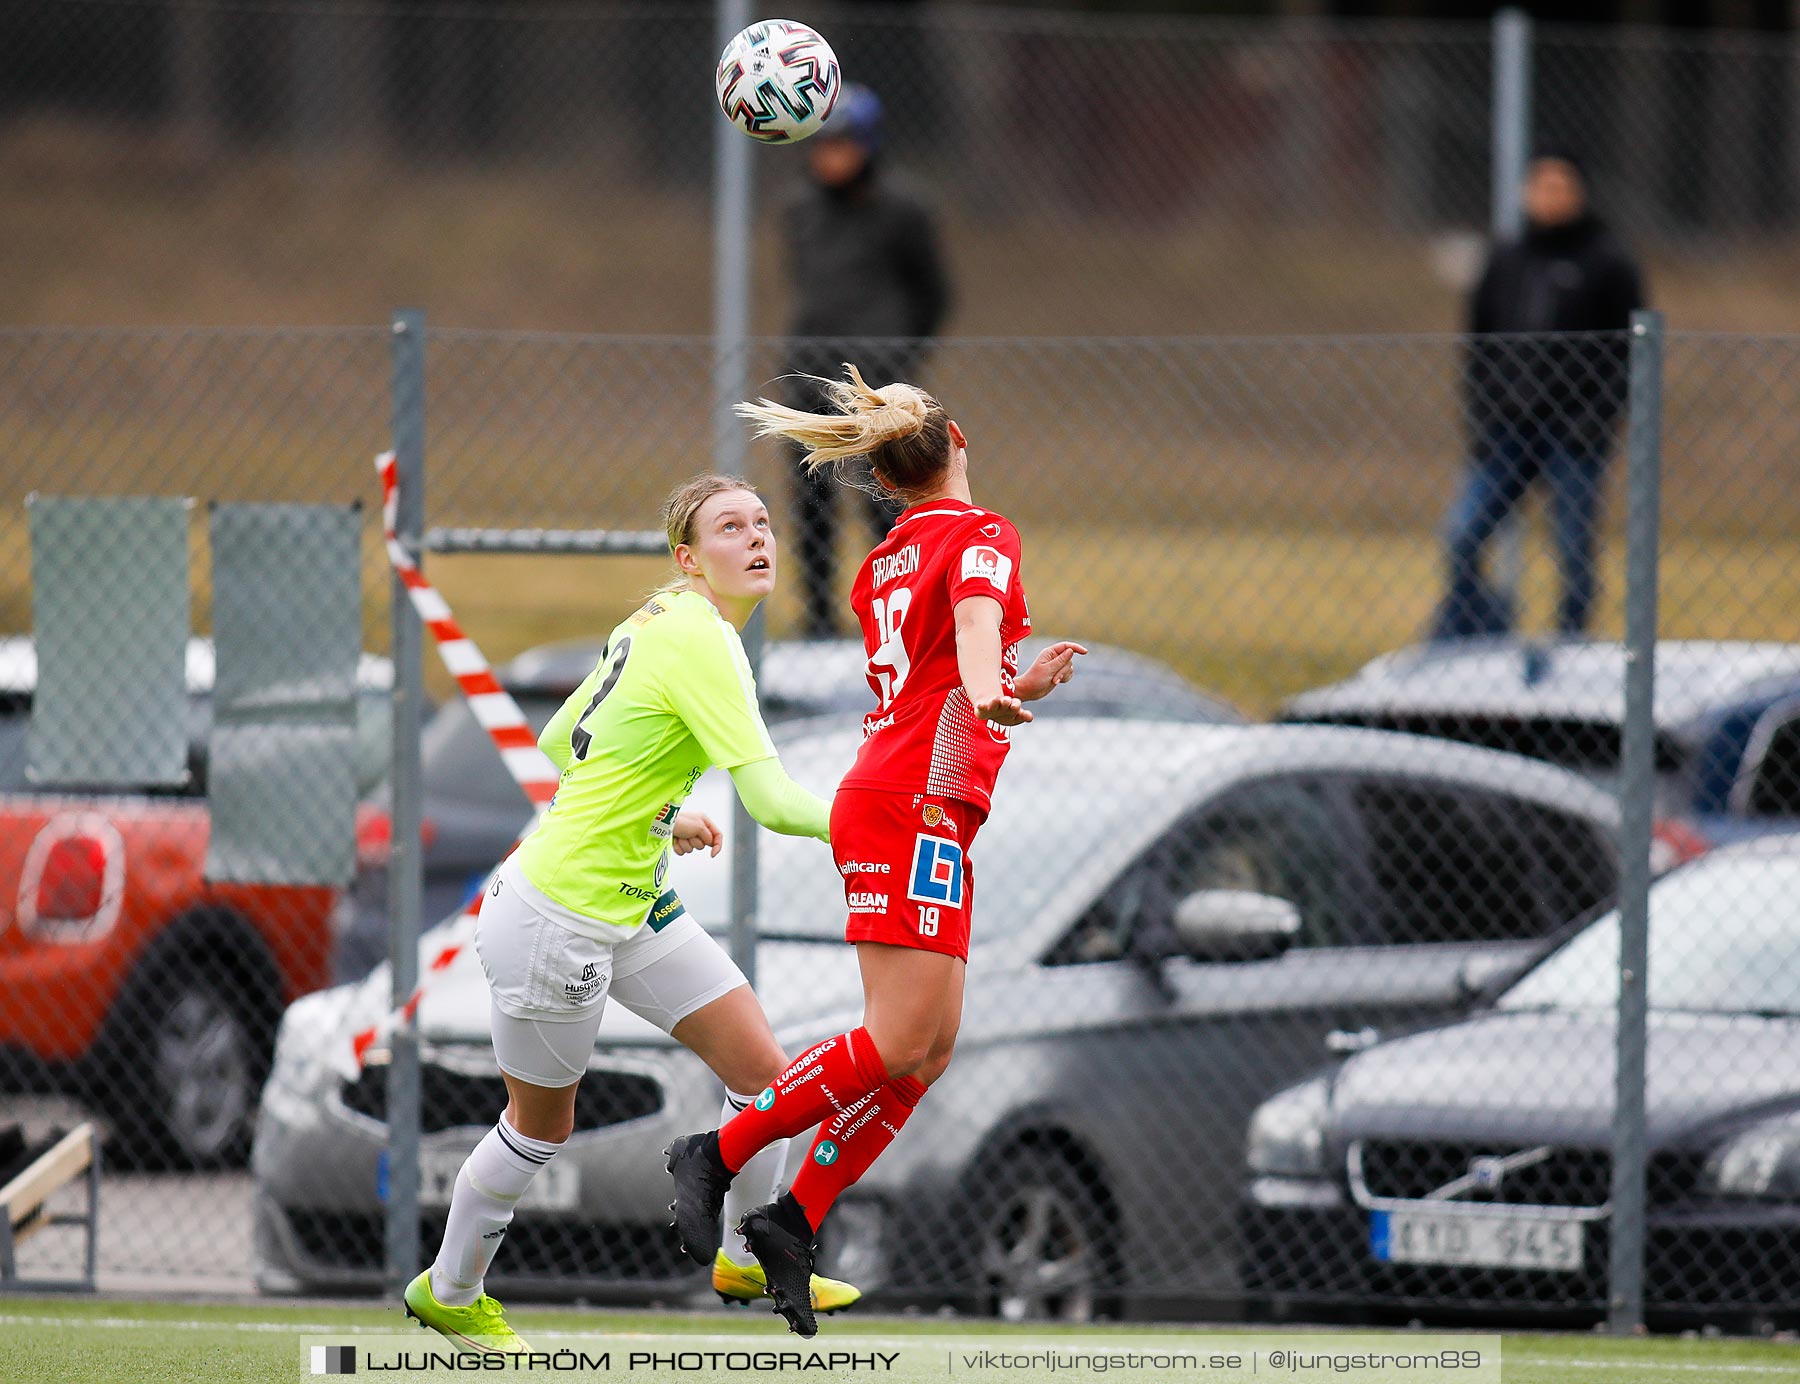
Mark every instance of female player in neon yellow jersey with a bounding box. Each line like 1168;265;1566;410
405;475;859;1352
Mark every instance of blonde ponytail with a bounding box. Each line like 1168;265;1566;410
737;364;952;498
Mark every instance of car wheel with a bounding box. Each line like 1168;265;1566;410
147;975;258;1166
973;1150;1112;1323
101;928;277;1170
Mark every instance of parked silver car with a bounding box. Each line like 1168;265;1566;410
254;719;1619;1316
1239;838;1800;1325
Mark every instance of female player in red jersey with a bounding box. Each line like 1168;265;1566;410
667;365;1085;1335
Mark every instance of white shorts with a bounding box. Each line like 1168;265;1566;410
477;857;747;1088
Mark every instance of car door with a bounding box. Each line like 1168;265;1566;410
989;773;1371;1298
1000;770;1603;1297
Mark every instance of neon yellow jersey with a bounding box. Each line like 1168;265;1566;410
513;588;776;934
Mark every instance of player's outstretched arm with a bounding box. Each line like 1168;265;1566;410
1015;640;1087;702
728;758;832;842
954;595;1031;726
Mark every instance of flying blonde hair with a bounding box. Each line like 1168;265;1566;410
736;364;952;500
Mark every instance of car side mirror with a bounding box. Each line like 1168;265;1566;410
1455;951;1533;1002
1170;890;1301;962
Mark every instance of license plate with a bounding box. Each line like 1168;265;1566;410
1371;1209;1582;1272
416;1149;580;1212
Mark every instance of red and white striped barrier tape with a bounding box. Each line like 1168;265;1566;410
349;451;563;1069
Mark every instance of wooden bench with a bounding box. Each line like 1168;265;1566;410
0;1123;99;1290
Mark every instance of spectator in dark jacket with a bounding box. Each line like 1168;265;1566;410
1432;150;1646;640
783;84;952;637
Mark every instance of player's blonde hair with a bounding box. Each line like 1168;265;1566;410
657;473;761;592
736;364;952;501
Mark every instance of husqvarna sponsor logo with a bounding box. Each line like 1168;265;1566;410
564;959;606;1003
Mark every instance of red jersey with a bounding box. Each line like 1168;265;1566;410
839;498;1031;812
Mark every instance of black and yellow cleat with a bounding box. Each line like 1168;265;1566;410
712;1247;862;1315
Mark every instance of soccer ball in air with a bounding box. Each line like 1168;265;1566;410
715;20;841;143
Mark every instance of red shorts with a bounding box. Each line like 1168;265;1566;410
831;788;986;961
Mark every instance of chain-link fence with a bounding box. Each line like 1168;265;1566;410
4;2;1800;334
4;320;1800;1330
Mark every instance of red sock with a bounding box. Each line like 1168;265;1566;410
788;1075;927;1231
717;1027;888;1173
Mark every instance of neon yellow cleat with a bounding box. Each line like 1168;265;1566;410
712;1248;862;1315
403;1270;532;1355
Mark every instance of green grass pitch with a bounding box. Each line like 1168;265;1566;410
7;1296;1800;1384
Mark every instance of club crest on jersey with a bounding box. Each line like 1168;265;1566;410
649;801;678;840
921;803;942;827
961;545;1013;593
908;834;965;908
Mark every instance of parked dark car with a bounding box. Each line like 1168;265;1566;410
1283;639;1800;858
258;719;1618;1312
334;636;1241;979
1239;837;1800;1325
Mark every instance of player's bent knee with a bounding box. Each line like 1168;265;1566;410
868;1035;934;1079
914;1048;955;1087
727;1040;789;1095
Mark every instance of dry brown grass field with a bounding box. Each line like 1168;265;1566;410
3;119;1797;715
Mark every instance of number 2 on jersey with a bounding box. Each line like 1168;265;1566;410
569;636;632;762
870;588;912;711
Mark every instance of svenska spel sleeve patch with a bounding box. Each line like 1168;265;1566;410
961;545;1014;592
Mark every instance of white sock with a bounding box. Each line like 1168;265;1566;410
719;1089;789;1266
429;1115;563;1307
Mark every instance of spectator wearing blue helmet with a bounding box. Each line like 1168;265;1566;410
784;83;954;638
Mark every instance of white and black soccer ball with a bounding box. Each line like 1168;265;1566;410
715;19;840;144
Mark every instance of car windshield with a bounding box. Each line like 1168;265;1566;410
1498;853;1800;1016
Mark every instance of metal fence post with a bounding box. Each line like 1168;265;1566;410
385;307;427;1294
714;0;759;989
1491;9;1530;244
1609;308;1664;1336
1489;7;1531;617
